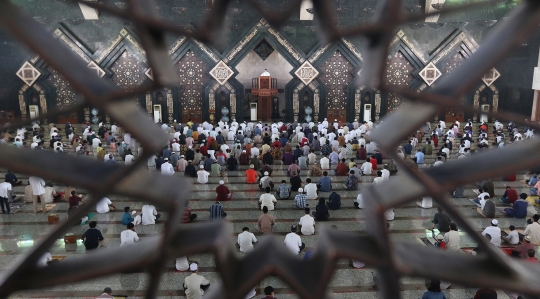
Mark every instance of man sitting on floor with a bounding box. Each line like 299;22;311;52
342;170;359;190
477;195;496;218
502;225;520;245
503;193;528;218
215;180;233;201
317;171;332;192
501;185;519;205
276;180;291;200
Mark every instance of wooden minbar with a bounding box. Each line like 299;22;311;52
252;75;278;121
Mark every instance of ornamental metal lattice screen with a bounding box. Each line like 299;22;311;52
1;0;540;298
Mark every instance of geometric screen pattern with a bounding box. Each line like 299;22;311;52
442;52;465;75
177;50;209;110
46;67;79;110
318;50;354;109
385;51;414;87
110;50;146;92
1;1;540;299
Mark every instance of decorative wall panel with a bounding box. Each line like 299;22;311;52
442;52;465;75
384;51;414;87
46;67;79;110
318;50;353;110
176;50;209;111
110;50;145;92
387;92;404;111
16;61;41;86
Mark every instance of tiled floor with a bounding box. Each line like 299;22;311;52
0;124;534;298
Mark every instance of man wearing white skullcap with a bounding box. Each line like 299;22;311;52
196;165;209;184
482;219;501;247
216;180;233;201
161;157;175;176
183;263;210;299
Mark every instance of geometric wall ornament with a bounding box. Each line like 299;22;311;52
418;62;442;86
209;60;234;86
110;51;145;92
145;68;154;81
385;51;415;87
481;68;500;87
16;61;41;86
294;60;319;86
177;50;209;110
318;50;354;110
253;39;274;60
87;61;106;78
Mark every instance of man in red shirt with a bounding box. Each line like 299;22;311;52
370;155;378;171
357;145;367;160
512;236;536;259
335;159;349;176
239;150;250;165
526;249;540;263
246;165;258;184
501;186;518;205
199;143;208;156
68;190;84;208
215;180;233;201
271;138;281;148
215;150;227;163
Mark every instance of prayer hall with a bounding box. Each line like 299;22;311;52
1;0;540;298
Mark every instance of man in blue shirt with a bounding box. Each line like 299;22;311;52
415;150;425;164
293;146;303;162
5;170;22;186
162;147;171;159
81;221;104;250
276;180;291;199
327;192;341;210
403;141;412;155
121;207;134;225
317;171;332;192
279;135;288;148
209;201;227;220
105;154;117;164
294;188;307;209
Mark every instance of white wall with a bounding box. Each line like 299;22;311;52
234;50;294;89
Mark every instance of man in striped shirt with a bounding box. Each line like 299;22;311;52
209;201;226;220
294;188;307;209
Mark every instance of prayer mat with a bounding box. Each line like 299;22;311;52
418;237;437;247
9;203;26;213
81;213;96;225
461;247;475;254
468;198;481;207
525;196;540;206
44;204;56;212
462;246;515;256
473;207;487;218
51;255;66;262
496;207;511;216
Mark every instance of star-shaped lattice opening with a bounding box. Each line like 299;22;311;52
1;0;540;298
